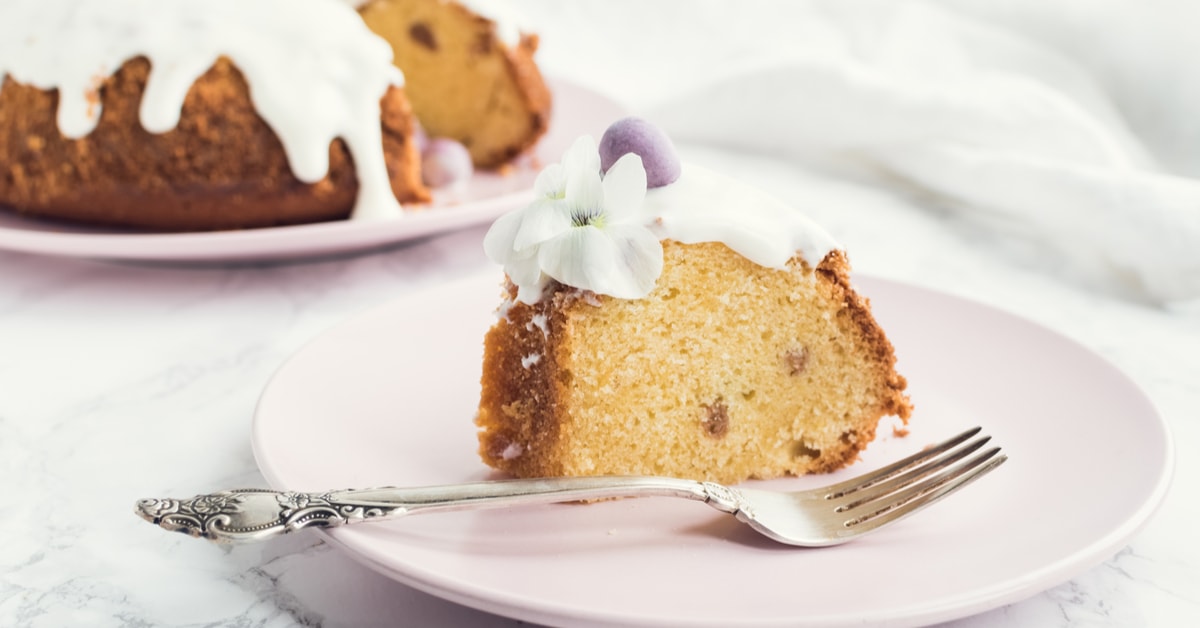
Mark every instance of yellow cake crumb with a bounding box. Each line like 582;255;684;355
476;240;913;485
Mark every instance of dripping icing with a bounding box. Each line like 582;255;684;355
644;164;838;271
0;0;406;220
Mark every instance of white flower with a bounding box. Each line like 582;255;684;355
531;132;601;202
484;136;663;303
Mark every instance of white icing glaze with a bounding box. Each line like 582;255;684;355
527;313;550;337
520;353;541;368
645;164;839;270
0;0;406;220
495;296;516;322
500;442;524;460
489;161;840;302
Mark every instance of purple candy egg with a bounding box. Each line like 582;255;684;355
598;117;681;188
421;138;473;188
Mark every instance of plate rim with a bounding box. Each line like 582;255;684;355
251;270;1175;628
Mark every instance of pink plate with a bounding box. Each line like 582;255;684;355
252;272;1172;627
0;79;623;263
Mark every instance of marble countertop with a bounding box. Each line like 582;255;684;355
1;146;1196;627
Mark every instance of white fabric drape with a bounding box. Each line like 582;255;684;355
517;0;1200;306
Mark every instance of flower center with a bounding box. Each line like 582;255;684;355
571;207;605;228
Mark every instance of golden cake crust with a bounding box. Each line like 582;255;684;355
477;241;913;484
358;0;551;168
0;56;429;231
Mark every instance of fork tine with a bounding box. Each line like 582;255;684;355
831;433;991;512
841;448;1007;536
822;426;983;499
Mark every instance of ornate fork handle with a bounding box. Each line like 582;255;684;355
136;476;750;544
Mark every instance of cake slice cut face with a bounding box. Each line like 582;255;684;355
356;0;551;168
477;123;912;485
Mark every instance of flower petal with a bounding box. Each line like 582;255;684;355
561;134;600;180
537;226;614;293
565;167;605;225
505;245;544;287
513;198;573;250
601;153;647;223
604;223;664;297
533;163;566;199
537;224;663;299
483;209;526;263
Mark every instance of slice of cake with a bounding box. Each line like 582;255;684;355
476;118;912;485
354;0;551;168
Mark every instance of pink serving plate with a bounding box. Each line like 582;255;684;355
253;272;1172;627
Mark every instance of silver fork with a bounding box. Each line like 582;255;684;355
135;427;1005;546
